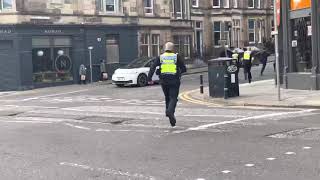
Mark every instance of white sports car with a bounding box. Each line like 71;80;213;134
112;57;159;87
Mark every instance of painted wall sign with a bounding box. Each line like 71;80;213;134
290;0;311;11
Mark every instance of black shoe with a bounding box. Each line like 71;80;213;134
167;114;176;127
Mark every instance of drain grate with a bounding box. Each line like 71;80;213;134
267;127;320;140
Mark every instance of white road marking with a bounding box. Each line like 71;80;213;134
245;164;255;167
303;146;312;150
174;109;316;133
221;170;232;174
196;178;205;180
285;152;296;155
22;89;89;101
3;105;59;109
0;120;53;124
96;129;152;133
266;157;276;161
64;123;91;130
182;114;245;118
59;162;156;180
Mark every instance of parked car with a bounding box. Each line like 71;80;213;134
112;57;159;87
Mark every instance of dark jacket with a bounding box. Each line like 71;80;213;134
147;52;187;85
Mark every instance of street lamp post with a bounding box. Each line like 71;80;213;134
273;0;281;101
88;46;93;83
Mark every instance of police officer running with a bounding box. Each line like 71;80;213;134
242;48;253;83
147;42;187;127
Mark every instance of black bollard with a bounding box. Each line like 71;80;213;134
200;74;204;94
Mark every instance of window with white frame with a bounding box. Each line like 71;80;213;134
233;0;237;8
214;21;221;46
0;0;13;10
212;0;220;8
257;0;261;8
151;34;160;57
224;0;229;8
173;0;182;19
248;0;254;8
248;19;255;43
173;35;191;58
144;0;153;14
100;0;119;13
192;0;199;7
140;34;150;57
140;34;160;57
224;22;231;47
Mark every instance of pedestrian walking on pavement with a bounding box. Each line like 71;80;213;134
147;42;187;127
243;48;253;83
79;64;87;84
258;50;271;76
100;60;107;81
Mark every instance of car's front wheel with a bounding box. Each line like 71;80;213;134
137;74;148;87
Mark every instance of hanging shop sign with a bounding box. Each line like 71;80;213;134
290;0;311;11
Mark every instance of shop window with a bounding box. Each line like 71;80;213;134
173;35;191;59
32;37;73;83
0;0;13;10
0;40;13;50
106;35;120;64
291;17;312;72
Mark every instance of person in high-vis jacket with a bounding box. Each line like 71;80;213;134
147;42;187;127
242;48;253;83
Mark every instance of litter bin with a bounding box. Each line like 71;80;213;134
208;57;239;99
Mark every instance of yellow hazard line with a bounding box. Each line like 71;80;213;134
179;89;221;107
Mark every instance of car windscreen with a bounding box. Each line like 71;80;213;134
126;57;151;68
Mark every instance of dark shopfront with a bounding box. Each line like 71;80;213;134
280;0;320;90
0;25;138;91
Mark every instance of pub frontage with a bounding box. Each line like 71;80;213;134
279;0;320;90
0;24;138;91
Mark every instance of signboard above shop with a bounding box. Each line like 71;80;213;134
290;0;311;11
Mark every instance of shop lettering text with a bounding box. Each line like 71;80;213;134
0;29;12;34
44;30;62;33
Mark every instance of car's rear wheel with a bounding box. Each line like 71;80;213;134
116;84;124;87
137;74;147;87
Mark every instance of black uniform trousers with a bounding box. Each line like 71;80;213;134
243;60;252;83
161;82;180;116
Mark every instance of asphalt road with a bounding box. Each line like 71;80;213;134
1;63;320;180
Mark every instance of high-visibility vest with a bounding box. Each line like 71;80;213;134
232;53;239;60
243;51;251;61
160;52;177;75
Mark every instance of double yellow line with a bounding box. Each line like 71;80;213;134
179;89;221;107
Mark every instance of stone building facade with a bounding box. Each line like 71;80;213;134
190;0;274;58
0;0;193;90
